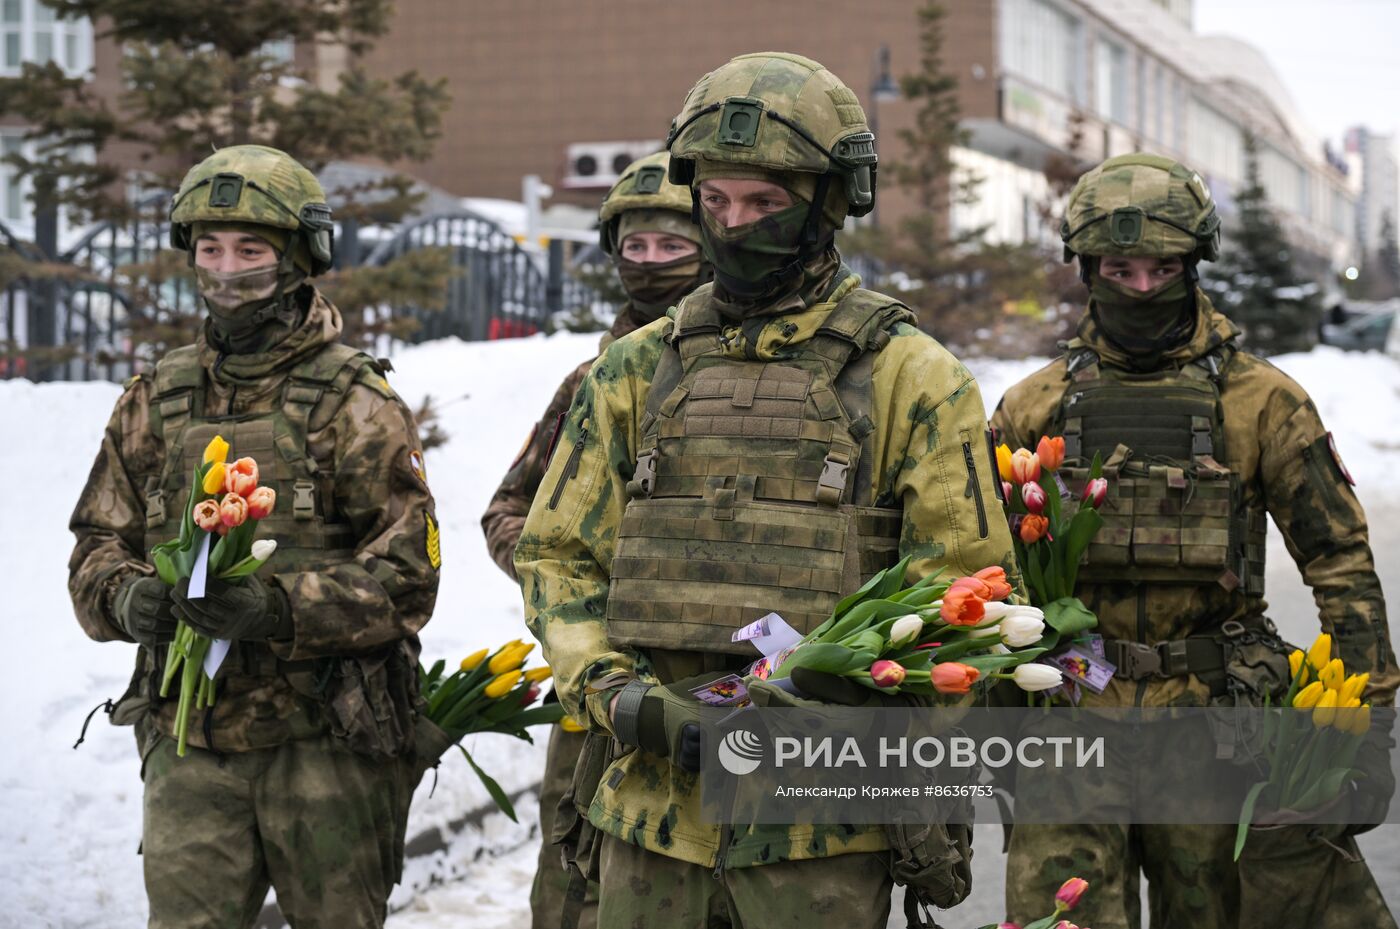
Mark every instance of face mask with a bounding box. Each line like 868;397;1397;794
698;201;812;303
615;252;708;319
195;264;303;345
1089;273;1193;355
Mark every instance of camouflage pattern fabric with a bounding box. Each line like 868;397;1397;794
515;269;1019;871
171;144;327;235
1235;822;1397;928
139;724;411;929
1060;153;1220;263
529;724;595;929
69;292;442;752
596;833;894;928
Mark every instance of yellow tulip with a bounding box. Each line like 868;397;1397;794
524;666;553;684
1292;681;1324;709
559;716;586;733
202;434;229;465
996;444;1014;482
1307;634;1332;673
201;461;226;495
1340;672;1370;704
1288;650;1307;684
484;669;522;699
1318;658;1346;692
1312;689;1338;729
1344;703;1372;737
488;642;535;676
459;648;489;673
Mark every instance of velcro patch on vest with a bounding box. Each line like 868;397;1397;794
425;512;442;570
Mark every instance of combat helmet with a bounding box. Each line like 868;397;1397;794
666;52;877;221
1061;153;1221;265
597;151;695;254
169;145;334;276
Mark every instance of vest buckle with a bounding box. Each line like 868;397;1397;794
816;452;850;506
628;449;657;499
292;480;316;520
144;490;167;529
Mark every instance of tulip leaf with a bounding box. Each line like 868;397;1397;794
152;549;179;586
459;747;517;822
1233;780;1271;860
959;649;1048;674
1042;597;1097;636
888;568;946;602
1062;508;1104;592
775;643;873;677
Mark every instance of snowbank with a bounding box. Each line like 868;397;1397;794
2;334;1396;927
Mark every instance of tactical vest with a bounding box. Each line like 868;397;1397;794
605;289;912;655
142;342;374;674
1054;346;1266;596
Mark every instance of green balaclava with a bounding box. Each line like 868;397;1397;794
191;221;310;354
1087;259;1196;360
692;162;841;308
613;209;710;320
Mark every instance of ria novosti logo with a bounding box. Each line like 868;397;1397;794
717;728;765;775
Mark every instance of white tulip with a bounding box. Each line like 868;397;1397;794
1012;663;1062;692
889;614;925;649
250;539;278;562
998;611;1046;648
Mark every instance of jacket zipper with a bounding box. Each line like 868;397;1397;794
712;823;733;880
962;441;989;539
547;426;588;510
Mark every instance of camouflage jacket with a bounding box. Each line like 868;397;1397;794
515;272;1018;869
992;291;1396;707
68;293;441;751
481;306;647;579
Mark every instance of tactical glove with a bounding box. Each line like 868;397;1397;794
611;673;741;773
112;574;178;648
171;574;292;642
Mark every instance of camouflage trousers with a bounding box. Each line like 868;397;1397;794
531;723;597;929
1234;822;1396;929
597;834;894;928
139;728;411;929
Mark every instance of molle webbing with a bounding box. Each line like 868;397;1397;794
608;290;909;655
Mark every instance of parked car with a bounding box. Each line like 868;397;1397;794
1320;309;1396;352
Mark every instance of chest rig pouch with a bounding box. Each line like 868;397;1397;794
606;290;913;656
1054;346;1265;596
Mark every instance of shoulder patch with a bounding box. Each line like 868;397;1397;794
123;373;144;391
425;512;442;570
409;449;428;486
1327;432;1355;486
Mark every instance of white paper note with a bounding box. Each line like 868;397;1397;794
730;612;804;658
187;532;211;599
203;638;231;679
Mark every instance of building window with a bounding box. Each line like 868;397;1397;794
1094;37;1126;123
1186;97;1242;182
1000;0;1080;101
0;0;91;76
1153;66;1165;146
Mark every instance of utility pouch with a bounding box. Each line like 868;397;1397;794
1207;620;1295;764
324;643;419;759
555;730;613;879
886;818;973;919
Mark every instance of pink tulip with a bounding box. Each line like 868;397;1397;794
1002;480;1014;503
1082;477;1108;509
1021;480;1047;514
520;681;541;706
193;499;222;533
1056;877;1089;910
224;457;259;497
219;492;248;529
871;660;907;688
247;485;276;520
1010;448;1041;485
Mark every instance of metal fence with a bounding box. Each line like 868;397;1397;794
0;197;612;382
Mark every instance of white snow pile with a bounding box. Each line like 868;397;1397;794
1;335;1397;928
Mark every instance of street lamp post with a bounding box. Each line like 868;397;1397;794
868;44;900;230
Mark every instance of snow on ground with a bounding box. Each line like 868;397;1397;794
1;335;1397;928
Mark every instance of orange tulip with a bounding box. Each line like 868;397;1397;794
1010;448;1041;485
974;566;1013;600
1019;513;1049;544
950;575;993;599
930;662;980;694
247;486;276;520
224;457;259;497
1036;435;1066;471
193;499;222;533
940;587;986;626
219;492;248;528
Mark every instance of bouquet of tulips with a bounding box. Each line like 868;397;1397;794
1232;632;1375;859
152;434;279;755
995;436;1107;646
418;639;566;821
979;876;1093;929
750;556;1064;698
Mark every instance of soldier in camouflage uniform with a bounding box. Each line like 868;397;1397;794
481;150;709;929
992;153;1397;928
68;145;440;929
515;53;1018;927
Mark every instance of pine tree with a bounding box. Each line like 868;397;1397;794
1201;131;1322;355
840;0;1056;357
0;0;453;366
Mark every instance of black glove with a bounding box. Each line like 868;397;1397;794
171;574;292;642
112;575;178;648
611;673;740;773
1347;733;1396;836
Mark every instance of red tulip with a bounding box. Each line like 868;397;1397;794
1056;877;1089;911
247;485;276;520
224;457;259;497
1083;477;1108;509
940;587;986;626
219;492;248;529
930;662;980;695
1019;514;1049;544
1036;435;1066;471
871;659;907;688
520;681;541;706
1021;480;1047;514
